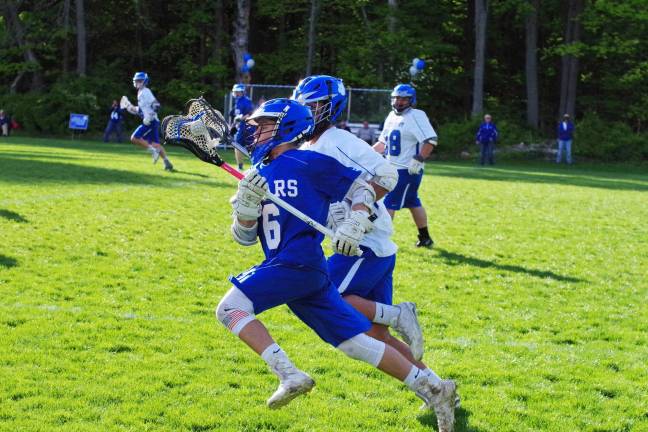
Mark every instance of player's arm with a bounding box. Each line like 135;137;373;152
230;170;267;245
372;140;386;155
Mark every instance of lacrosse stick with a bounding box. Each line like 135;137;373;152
120;96;138;114
161;97;362;256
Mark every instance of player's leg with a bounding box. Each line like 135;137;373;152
291;287;456;430
328;252;424;360
103;121;113;142
116;121;123;143
402;172;433;247
148;120;174;171
218;263;324;408
130;125;160;164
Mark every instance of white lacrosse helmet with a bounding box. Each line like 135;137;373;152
231;83;246;97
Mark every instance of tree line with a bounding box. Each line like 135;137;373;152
1;0;647;159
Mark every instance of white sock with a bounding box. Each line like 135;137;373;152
403;365;425;390
261;343;295;379
424;368;442;386
373;303;401;327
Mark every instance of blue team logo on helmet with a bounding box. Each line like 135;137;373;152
391;84;416;113
245;98;314;164
231;83;246;98
132;72;149;88
291;75;347;130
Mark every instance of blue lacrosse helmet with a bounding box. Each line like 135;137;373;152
391;84;416;113
231;83;246;97
245;98;314;164
132;72;149;88
291;75;347;132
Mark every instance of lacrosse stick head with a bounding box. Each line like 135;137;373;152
161;113;226;166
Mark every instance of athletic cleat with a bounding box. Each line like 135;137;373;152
267;370;315;409
416;237;434;248
414;378;457;432
149;146;161;164
419;393;461;411
393;302;424;361
164;160;174;171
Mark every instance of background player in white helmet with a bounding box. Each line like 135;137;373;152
374;84;437;247
293;75;448;384
125;72;174;171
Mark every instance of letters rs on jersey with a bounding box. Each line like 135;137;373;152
254;149;361;268
380;109;437;165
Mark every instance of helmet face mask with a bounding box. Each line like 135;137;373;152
291;75;347;136
244;98;314;164
132;72;149;89
231;83;246;98
390;84;416;114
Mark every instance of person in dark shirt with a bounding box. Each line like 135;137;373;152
475;114;498;166
103;100;124;143
556;113;574;164
0;110;10;137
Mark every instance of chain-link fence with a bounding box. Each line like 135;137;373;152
224;84;391;125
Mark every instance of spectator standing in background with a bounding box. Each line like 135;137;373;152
0;110;10;137
103;100;124;143
556;114;574;165
356;120;375;145
475;114;498;166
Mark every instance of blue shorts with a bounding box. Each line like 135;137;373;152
327;248;395;305
229;259;371;347
383;169;423;210
131;120;160;144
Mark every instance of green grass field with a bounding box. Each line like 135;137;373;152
1;137;647;432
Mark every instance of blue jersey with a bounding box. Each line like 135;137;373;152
255;149;361;270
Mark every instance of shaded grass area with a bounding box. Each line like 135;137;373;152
1;137;647;431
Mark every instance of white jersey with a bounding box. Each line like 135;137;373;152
379;108;437;166
301;127;398;257
137;87;159;123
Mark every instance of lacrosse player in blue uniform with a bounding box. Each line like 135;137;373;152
215;98;456;429
125;72;174;171
229;83;254;171
374;84;437;247
293;75;451;390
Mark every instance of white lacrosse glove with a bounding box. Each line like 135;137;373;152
408;157;425;175
127;105;139;115
332;210;373;256
326;200;350;231
232;169;268;221
143;117;151;126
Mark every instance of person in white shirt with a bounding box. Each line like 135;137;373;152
126;72;174;171
374;84;437;247
293;77;457;404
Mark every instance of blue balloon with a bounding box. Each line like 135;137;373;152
416;59;426;70
243;53;253;62
241;64;250;73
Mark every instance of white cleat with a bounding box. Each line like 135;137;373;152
414;378;457;432
393;302;424;361
267;370;315;409
149;146;161;164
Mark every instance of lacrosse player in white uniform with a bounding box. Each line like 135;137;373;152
374;84;437;247
125;72;174;171
293;76;453;392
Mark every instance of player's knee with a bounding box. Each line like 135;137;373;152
215;286;256;336
365;324;391;342
337;333;386;367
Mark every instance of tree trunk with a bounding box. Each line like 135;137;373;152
387;0;397;33
306;0;319;76
472;0;488;116
559;0;583;118
231;0;251;83
2;1;43;91
75;0;86;76
525;0;539;129
62;0;71;74
210;0;224;88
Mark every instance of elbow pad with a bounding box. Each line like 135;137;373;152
372;162;398;192
231;217;258;246
346;178;376;214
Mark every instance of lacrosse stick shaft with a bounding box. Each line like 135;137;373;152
217;161;362;257
389;160;409;169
